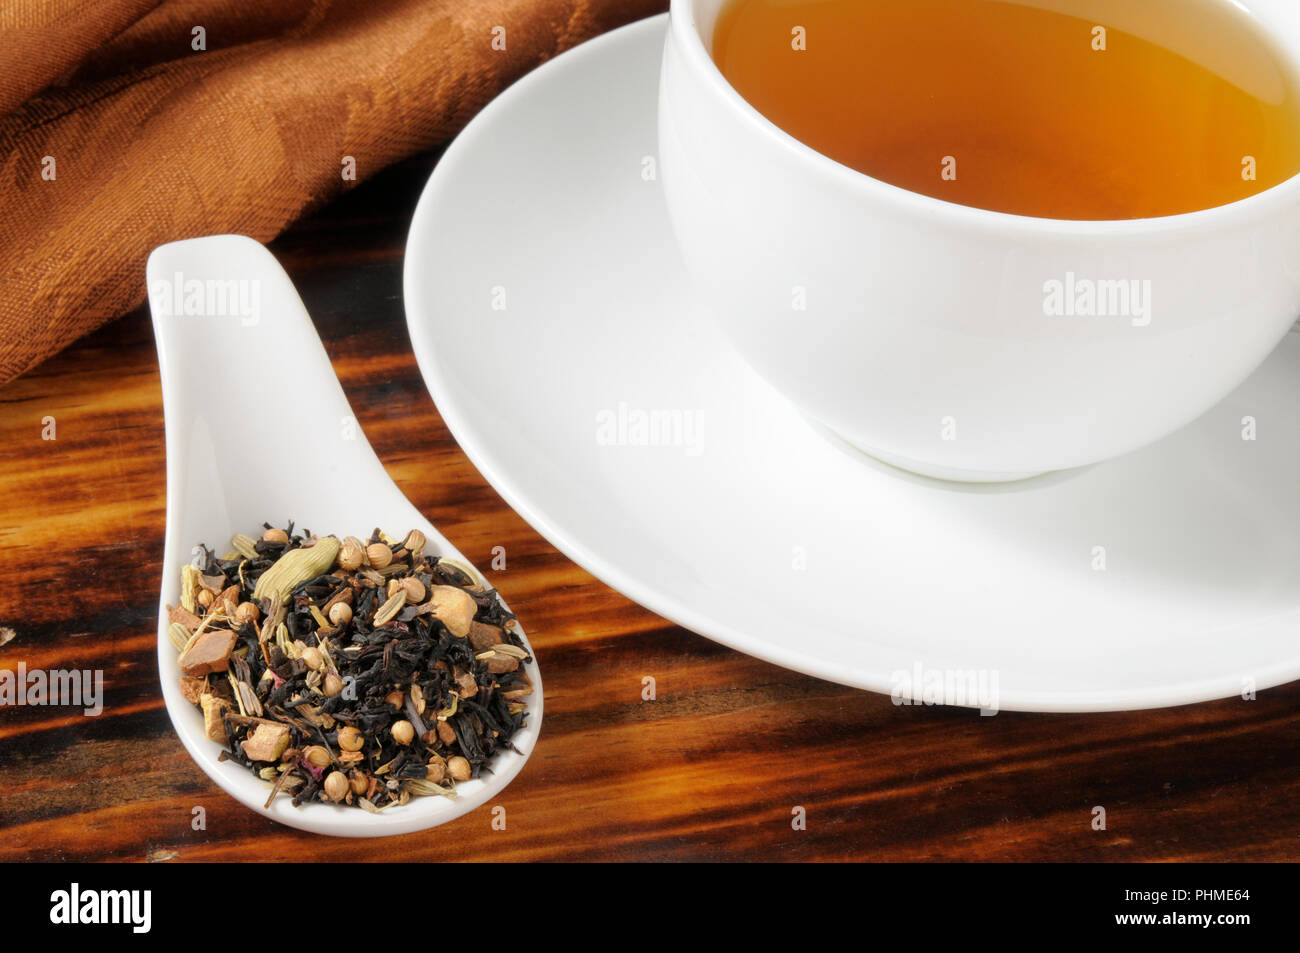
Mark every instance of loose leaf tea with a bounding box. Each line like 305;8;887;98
167;523;533;811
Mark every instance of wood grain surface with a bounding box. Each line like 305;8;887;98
2;150;1298;863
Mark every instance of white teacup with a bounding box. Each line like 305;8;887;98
659;0;1300;481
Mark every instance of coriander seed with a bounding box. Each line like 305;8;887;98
400;577;426;604
338;541;364;571
391;720;415;745
303;745;331;768
404;529;427;555
323;770;349;802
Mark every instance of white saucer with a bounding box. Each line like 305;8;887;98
404;15;1300;712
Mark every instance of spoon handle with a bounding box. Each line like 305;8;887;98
148;235;363;472
146;234;434;548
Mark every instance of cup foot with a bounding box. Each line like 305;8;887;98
809;421;1049;484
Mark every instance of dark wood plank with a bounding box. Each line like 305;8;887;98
1;150;1298;862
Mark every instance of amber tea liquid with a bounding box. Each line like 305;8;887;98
712;0;1300;219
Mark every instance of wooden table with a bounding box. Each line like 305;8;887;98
2;150;1298;863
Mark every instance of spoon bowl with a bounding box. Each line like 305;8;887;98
148;234;541;837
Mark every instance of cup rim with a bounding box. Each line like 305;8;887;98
668;0;1300;235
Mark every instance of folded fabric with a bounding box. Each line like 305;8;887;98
0;0;666;385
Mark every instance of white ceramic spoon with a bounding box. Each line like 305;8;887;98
148;234;541;837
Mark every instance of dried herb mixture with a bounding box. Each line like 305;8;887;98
166;523;532;811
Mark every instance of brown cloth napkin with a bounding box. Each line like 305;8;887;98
0;0;666;385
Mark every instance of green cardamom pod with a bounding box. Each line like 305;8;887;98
253;536;341;602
